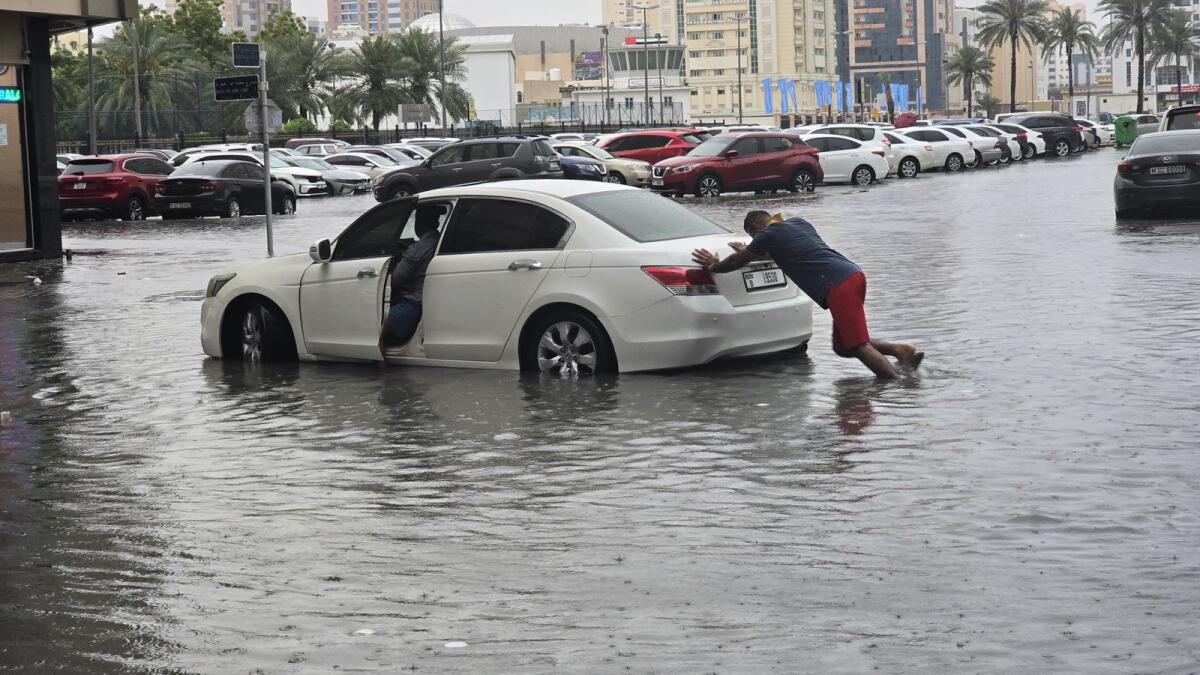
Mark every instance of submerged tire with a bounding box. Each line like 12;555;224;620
521;309;616;376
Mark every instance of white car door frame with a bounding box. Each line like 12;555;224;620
421;197;571;363
299;198;417;361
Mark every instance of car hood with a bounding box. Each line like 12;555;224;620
276;167;323;178
323;169;370;181
654;155;716;168
607;157;652;170
559;156;604;167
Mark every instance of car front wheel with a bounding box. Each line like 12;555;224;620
851;165;874;186
522;310;616;376
790;169;816;192
388;186;413;200
275;195;296;215
1023;144;1036;159
1054;139;1070;157
225;197;242;219
695;174;722;198
605;172;626;184
946;154;964;172
124;195;146;221
238;302;295;362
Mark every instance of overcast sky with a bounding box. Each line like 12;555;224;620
286;0;602;26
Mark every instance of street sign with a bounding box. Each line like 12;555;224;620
245;98;284;135
214;75;259;101
232;42;261;68
400;103;431;123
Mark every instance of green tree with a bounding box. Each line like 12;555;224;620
1149;9;1200;108
1043;6;1100;104
262;31;347;121
171;0;240;68
944;46;995;117
980;93;1003;117
97;16;186;136
1100;0;1175;113
258;10;308;43
335;36;411;130
975;0;1050;113
393;28;473;122
51;44;87;140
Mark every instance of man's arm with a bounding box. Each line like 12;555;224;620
691;247;757;274
391;240;433;293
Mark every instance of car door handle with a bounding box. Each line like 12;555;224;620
490;162;502;167
450;167;464;172
508;259;542;271
357;268;378;278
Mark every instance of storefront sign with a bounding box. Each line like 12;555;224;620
0;87;20;103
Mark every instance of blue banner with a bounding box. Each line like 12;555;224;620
917;85;923;114
813;81;826;109
788;80;799;111
763;78;774;114
778;80;790;114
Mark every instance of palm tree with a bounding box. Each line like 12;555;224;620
975;0;1050;113
263;31;347;121
980;93;1003;118
97;18;185;137
1043;6;1100;104
1100;0;1175;113
392;28;473;122
335;35;412;131
1149;9;1200;108
944;46;995;117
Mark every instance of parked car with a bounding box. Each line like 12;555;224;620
895;127;973;172
284;137;350;150
800;123;893;153
56;161;66;175
344;145;422;166
402;137;459;151
1004;113;1085;157
596;129;706;165
1071;118;1099;147
650;132;822;196
199;181;813;373
57;153;85;165
940;125;1005;166
373;136;562;201
550;132;598;142
1113;130;1200;217
882;131;936;178
180;151;328;197
271;148;301;158
559;154;609;181
384;143;435;161
798;134;889;186
1158;104;1200;131
133;148;179;161
293;142;342;157
965;125;1023;163
1133;113;1161;137
58;154;175;220
281;156;371;195
171;144;260;166
158;160;297;219
552;141;652;186
991;122;1045;158
324;152;407;180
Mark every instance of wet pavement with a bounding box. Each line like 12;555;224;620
2;150;1200;672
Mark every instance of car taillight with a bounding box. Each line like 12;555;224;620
966;140;974;147
1016;133;1027;140
923;144;933;152
881;138;892;147
871;149;886;157
642;266;720;295
1117;161;1134;174
1073;125;1082;133
994;140;1004;149
1036;133;1044;139
200;181;221;190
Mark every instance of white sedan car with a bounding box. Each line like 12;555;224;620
797;134;890;186
200;181;813;374
895;127;974;172
882;131;936;178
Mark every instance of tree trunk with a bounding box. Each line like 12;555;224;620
1010;30;1018;113
967;74;974;118
1179;53;1185;107
1066;48;1074;109
1135;26;1145;114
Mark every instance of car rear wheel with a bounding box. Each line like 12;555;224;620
522;310;616;376
851;165;874;186
789;168;816;192
225;197;242;219
605;172;626;184
695;174;723;198
238;302;295;362
966;150;982;168
998;147;1011;164
945;153;964;172
1023;144;1036;160
389;186;413;200
275;195;296;215
1054;139;1070;157
898;157;919;178
124;195;146;221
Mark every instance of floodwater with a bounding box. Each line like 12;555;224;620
2;151;1199;672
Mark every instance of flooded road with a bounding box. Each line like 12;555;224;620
3;150;1200;672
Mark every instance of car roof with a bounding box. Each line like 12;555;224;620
67;154;150;162
801;133;860;142
1137;129;1200;141
421;178;630;201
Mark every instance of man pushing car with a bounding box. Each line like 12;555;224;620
692;210;923;379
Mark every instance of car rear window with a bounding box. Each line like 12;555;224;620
680;133;705;144
63;160;115;174
170;161;228;177
567;190;727;242
1130;134;1200;154
1166;110;1200;131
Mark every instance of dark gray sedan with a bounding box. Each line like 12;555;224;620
282;156;371;195
1114;130;1200;217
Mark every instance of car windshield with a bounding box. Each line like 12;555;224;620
370;155;398;166
884;133;907;144
568;190;728;242
687;136;737;157
268;157;289;168
578;145;613;159
291;158;333;171
680;133;706;144
63;160;116;174
1131;134;1200;154
171;162;227;177
1166;110;1200;130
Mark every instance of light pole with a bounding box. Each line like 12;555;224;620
656;33;664;124
601;26;610;126
734;15;748;124
438;0;447;134
631;4;658;125
87;27;96;154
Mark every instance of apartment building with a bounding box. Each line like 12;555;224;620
328;0;437;35
221;0;291;37
836;0;955;113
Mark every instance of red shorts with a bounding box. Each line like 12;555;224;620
826;271;869;352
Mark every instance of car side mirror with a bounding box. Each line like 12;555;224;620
724;150;739;158
310;238;332;263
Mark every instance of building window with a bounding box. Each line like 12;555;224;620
664;96;674;107
1125;61;1132;86
689;50;702;57
710;49;725;56
690;69;704;76
716;88;725;94
688;31;702;39
713;68;724;75
625;97;634;108
712;31;723;39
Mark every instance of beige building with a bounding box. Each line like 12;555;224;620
221;0;291;36
602;0;667;33
988;39;1040;111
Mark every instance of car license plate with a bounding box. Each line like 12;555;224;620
1149;165;1186;175
169;202;191;209
73;182;86;190
743;267;786;291
651;178;663;186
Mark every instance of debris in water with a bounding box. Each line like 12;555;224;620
352;628;376;636
117;272;127;276
444;641;467;649
0;411;11;427
26;276;42;285
493;432;519;441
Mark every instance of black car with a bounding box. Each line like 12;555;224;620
157;160;297;219
373;136;563;201
1114;130;1200;217
1004;113;1084;157
558;155;608;181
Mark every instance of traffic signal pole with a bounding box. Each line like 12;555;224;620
260;51;273;257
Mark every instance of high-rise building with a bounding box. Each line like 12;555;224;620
656;0;836;117
221;0;291;37
836;0;954;113
329;0;438;35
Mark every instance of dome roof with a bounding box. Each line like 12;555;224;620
411;12;476;33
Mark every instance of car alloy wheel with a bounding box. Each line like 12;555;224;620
1023;145;1036;160
947;154;964;172
241;306;267;362
966;151;981;168
998;148;1011;164
1054;140;1070;157
279;196;296;214
126;196;145;221
791;169;816;192
852;166;873;186
696;174;722;198
537;321;598;377
390;188;412;200
605;172;625;184
226;197;241;219
898;158;919;178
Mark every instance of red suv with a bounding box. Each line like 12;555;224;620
651;133;823;197
598;129;706;164
58;154;175;220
